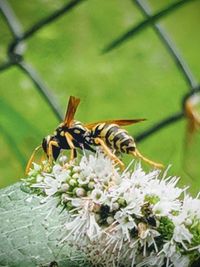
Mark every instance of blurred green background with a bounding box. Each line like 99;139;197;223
0;0;200;194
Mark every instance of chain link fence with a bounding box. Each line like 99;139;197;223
0;0;200;181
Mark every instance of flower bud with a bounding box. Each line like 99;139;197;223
36;175;43;183
112;202;119;211
69;179;77;186
72;173;79;179
117;197;126;207
59;155;68;164
88;181;95;189
185;218;192;225
66;201;73;209
73;166;81;172
76;188;86;197
107;216;114;225
60;183;69;192
87;190;91;196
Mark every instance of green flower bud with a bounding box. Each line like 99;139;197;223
117;197;126;207
88;181;95;189
69;179;77;186
73;166;81;172
72;173;79;179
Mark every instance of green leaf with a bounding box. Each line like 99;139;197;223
0;183;90;267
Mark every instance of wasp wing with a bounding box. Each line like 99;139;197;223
64;96;80;127
85;119;146;129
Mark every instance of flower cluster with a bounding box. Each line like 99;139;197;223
22;151;200;267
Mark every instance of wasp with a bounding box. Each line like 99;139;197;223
26;96;163;174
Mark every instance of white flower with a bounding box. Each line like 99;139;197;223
123;188;144;216
137;223;160;256
142;176;184;217
79;156;94;177
71;198;84;207
91;188;106;204
43;176;60;196
182;194;200;221
32;163;69;191
172;224;193;248
63;200;102;242
28;162;42;176
25;152;200;267
86;213;102;240
77;173;91;185
171;253;190;267
52;164;70;182
153;199;181;216
114;210;136;240
160;242;190;267
130;163;159;188
79;150;118;186
136;253;165;267
161;241;176;258
36;174;44;183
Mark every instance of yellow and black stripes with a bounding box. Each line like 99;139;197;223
90;123;136;154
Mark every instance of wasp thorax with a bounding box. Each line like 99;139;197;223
70;121;88;135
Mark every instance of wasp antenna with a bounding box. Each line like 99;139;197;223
25;145;42;175
132;149;164;169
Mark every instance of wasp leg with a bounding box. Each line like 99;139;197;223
94;137;125;170
65;132;76;161
25;145;42;175
40;154;46;162
47;140;59;164
132;149;164;169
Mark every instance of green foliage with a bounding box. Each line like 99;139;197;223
0;0;200;193
158;216;175;240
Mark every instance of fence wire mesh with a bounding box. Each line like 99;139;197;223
0;0;200;183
